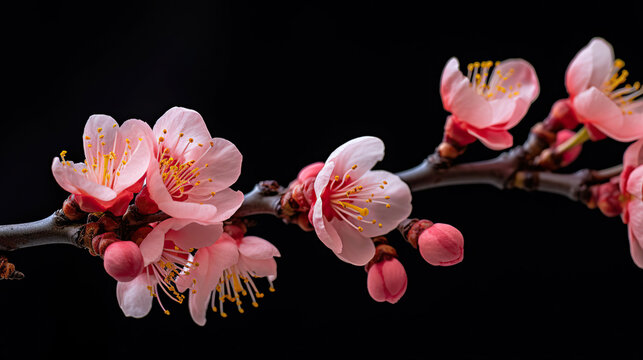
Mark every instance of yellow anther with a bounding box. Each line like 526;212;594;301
164;310;170;315
384;196;390;199
99;134;104;139
382;180;388;185
351;164;358;170
158;136;165;142
357;226;364;232
378;223;383;228
97;127;103;133
59;150;67;162
338;201;369;216
188;138;194;143
372;219;377;224
179;133;184;137
85;136;91;140
615;59;625;69
81;168;88;173
385;204;391;208
163;129;167;134
211;192;216;196
334;175;340;181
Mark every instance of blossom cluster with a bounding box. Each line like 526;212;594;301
50;37;642;323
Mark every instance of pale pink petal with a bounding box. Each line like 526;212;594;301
187;137;243;194
238;236;281;260
187;251;211;326
83;114;119;162
197;188;245;223
466;126;514;150
565;38;614;98
629;199;643;243
313;160;335;205
139;220;172;266
51;158;118;201
116;272;154;318
492;59;540;104
356;170;412;237
626;167;643;200
573;87;643;142
449;78;494;129
313;206;343;254
628;226;643;269
623;139;643;169
164;218;223;251
152;107;212;158
440;57;467;111
324;136;384;179
111;119;154;194
332;220;376;266
238;257;277;278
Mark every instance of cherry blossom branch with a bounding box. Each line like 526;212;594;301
0;211;83;251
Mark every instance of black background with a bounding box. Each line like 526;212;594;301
1;2;642;359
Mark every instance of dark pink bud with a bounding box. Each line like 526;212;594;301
366;257;407;304
75;191;133;216
546;99;578;131
555;129;583;167
134;185;159;215
103;241;144;282
593;178;623;217
92;232;120;257
418;223;464;266
443;116;477;149
62;195;86;221
297;162;324;182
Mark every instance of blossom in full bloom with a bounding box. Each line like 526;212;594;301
116;218;222;318
565;37;643;141
52;115;153;215
310;136;412;265
145;107;244;224
620;139;643;267
178;231;280;326
440;57;540;150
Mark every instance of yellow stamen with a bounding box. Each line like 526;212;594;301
337;201;369;216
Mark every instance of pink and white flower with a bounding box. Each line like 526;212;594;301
440;57;540;150
366;256;407;304
52;115;153;215
565;38;643;141
179;232;280;326
620;139;643;267
116;218;222;318
310;136;412;266
145;107;244;224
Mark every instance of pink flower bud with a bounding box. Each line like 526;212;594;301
592;178;623;217
103;241;144;282
546;99;578;131
134;185;159;215
366;257;407;304
92;232;120;257
418;223;464;266
555;129;583;167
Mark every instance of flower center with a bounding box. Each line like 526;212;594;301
210;265;275;318
59;125;144;189
145;242;199;316
156;131;215;201
603;59;642;116
466;61;521;100
324;164;392;232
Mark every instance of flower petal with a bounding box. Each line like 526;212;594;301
188;137;243;194
573;87;643;142
332;219;376;266
626;166;643;200
51;157;118;201
83;114;119;162
324;136;384;179
116;272;154;318
466;126;514;150
449;78;494;129
492;58;540;104
565;38;614;97
111;119;154;194
238;236;281;260
440;57;467;111
355;170;412;238
164;219;223;251
153;107;212;159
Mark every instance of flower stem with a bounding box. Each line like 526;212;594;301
555;126;590;154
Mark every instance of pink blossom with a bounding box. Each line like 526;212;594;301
366;256;407;304
116;218;222;318
310;136;412;266
565;38;643;142
620;139;643;267
418;223;464;266
146;107;244;224
440;57;540;150
52;115;154;216
178;232;280;326
554;130;583;167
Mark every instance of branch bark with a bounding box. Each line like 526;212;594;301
0;211;83;251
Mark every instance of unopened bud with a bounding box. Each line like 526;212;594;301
103;240;144;282
591;178;623;217
555;129;583;167
62;195;86;221
547;99;578;131
224;223;247;241
418;223;464;266
92;232;120;258
366;254;407;304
